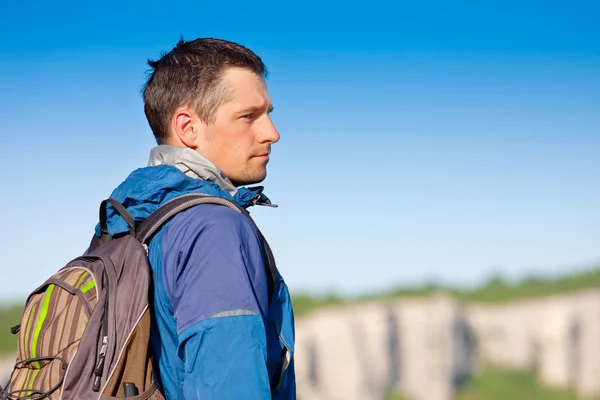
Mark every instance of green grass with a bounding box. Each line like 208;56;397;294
0;304;23;356
455;368;583;400
292;266;600;317
451;268;600;304
383;369;584;400
379;268;600;305
384;390;411;400
290;294;345;317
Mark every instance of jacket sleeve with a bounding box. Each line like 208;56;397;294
161;204;271;399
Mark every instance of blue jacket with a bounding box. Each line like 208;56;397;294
96;165;296;399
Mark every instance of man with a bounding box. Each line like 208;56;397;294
99;38;295;399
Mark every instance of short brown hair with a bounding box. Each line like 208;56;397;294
142;37;267;144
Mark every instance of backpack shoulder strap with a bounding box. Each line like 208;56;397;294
136;194;278;301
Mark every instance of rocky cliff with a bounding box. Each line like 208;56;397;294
295;289;600;400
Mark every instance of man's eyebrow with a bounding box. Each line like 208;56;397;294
236;104;274;114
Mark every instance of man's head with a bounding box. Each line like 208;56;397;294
143;38;279;186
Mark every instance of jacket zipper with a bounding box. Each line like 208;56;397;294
272;333;292;394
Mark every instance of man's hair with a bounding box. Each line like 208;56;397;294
142;37;267;144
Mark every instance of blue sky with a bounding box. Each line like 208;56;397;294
0;0;598;301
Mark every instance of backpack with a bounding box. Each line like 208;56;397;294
1;194;278;400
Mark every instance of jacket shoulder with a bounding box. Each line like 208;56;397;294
168;203;255;238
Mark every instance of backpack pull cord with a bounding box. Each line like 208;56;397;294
99;199;136;242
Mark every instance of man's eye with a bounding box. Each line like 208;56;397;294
241;114;253;119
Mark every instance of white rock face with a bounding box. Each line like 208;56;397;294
466;299;541;370
295;289;600;400
571;291;600;399
295;295;475;400
391;295;474;400
536;296;579;389
295;303;395;400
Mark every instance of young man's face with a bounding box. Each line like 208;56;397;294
197;67;279;186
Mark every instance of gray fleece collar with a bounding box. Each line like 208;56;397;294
147;145;238;196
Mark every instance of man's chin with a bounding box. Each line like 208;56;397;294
231;170;267;187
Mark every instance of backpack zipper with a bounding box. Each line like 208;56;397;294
92;335;108;392
92;270;110;392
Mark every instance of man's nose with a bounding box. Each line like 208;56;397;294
260;116;280;144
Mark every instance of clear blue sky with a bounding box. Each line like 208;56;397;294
0;0;598;301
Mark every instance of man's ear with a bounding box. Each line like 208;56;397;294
171;107;205;149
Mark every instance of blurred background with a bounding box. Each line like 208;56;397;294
0;0;598;399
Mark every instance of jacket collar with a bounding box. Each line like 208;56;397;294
148;145;238;196
147;144;276;209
